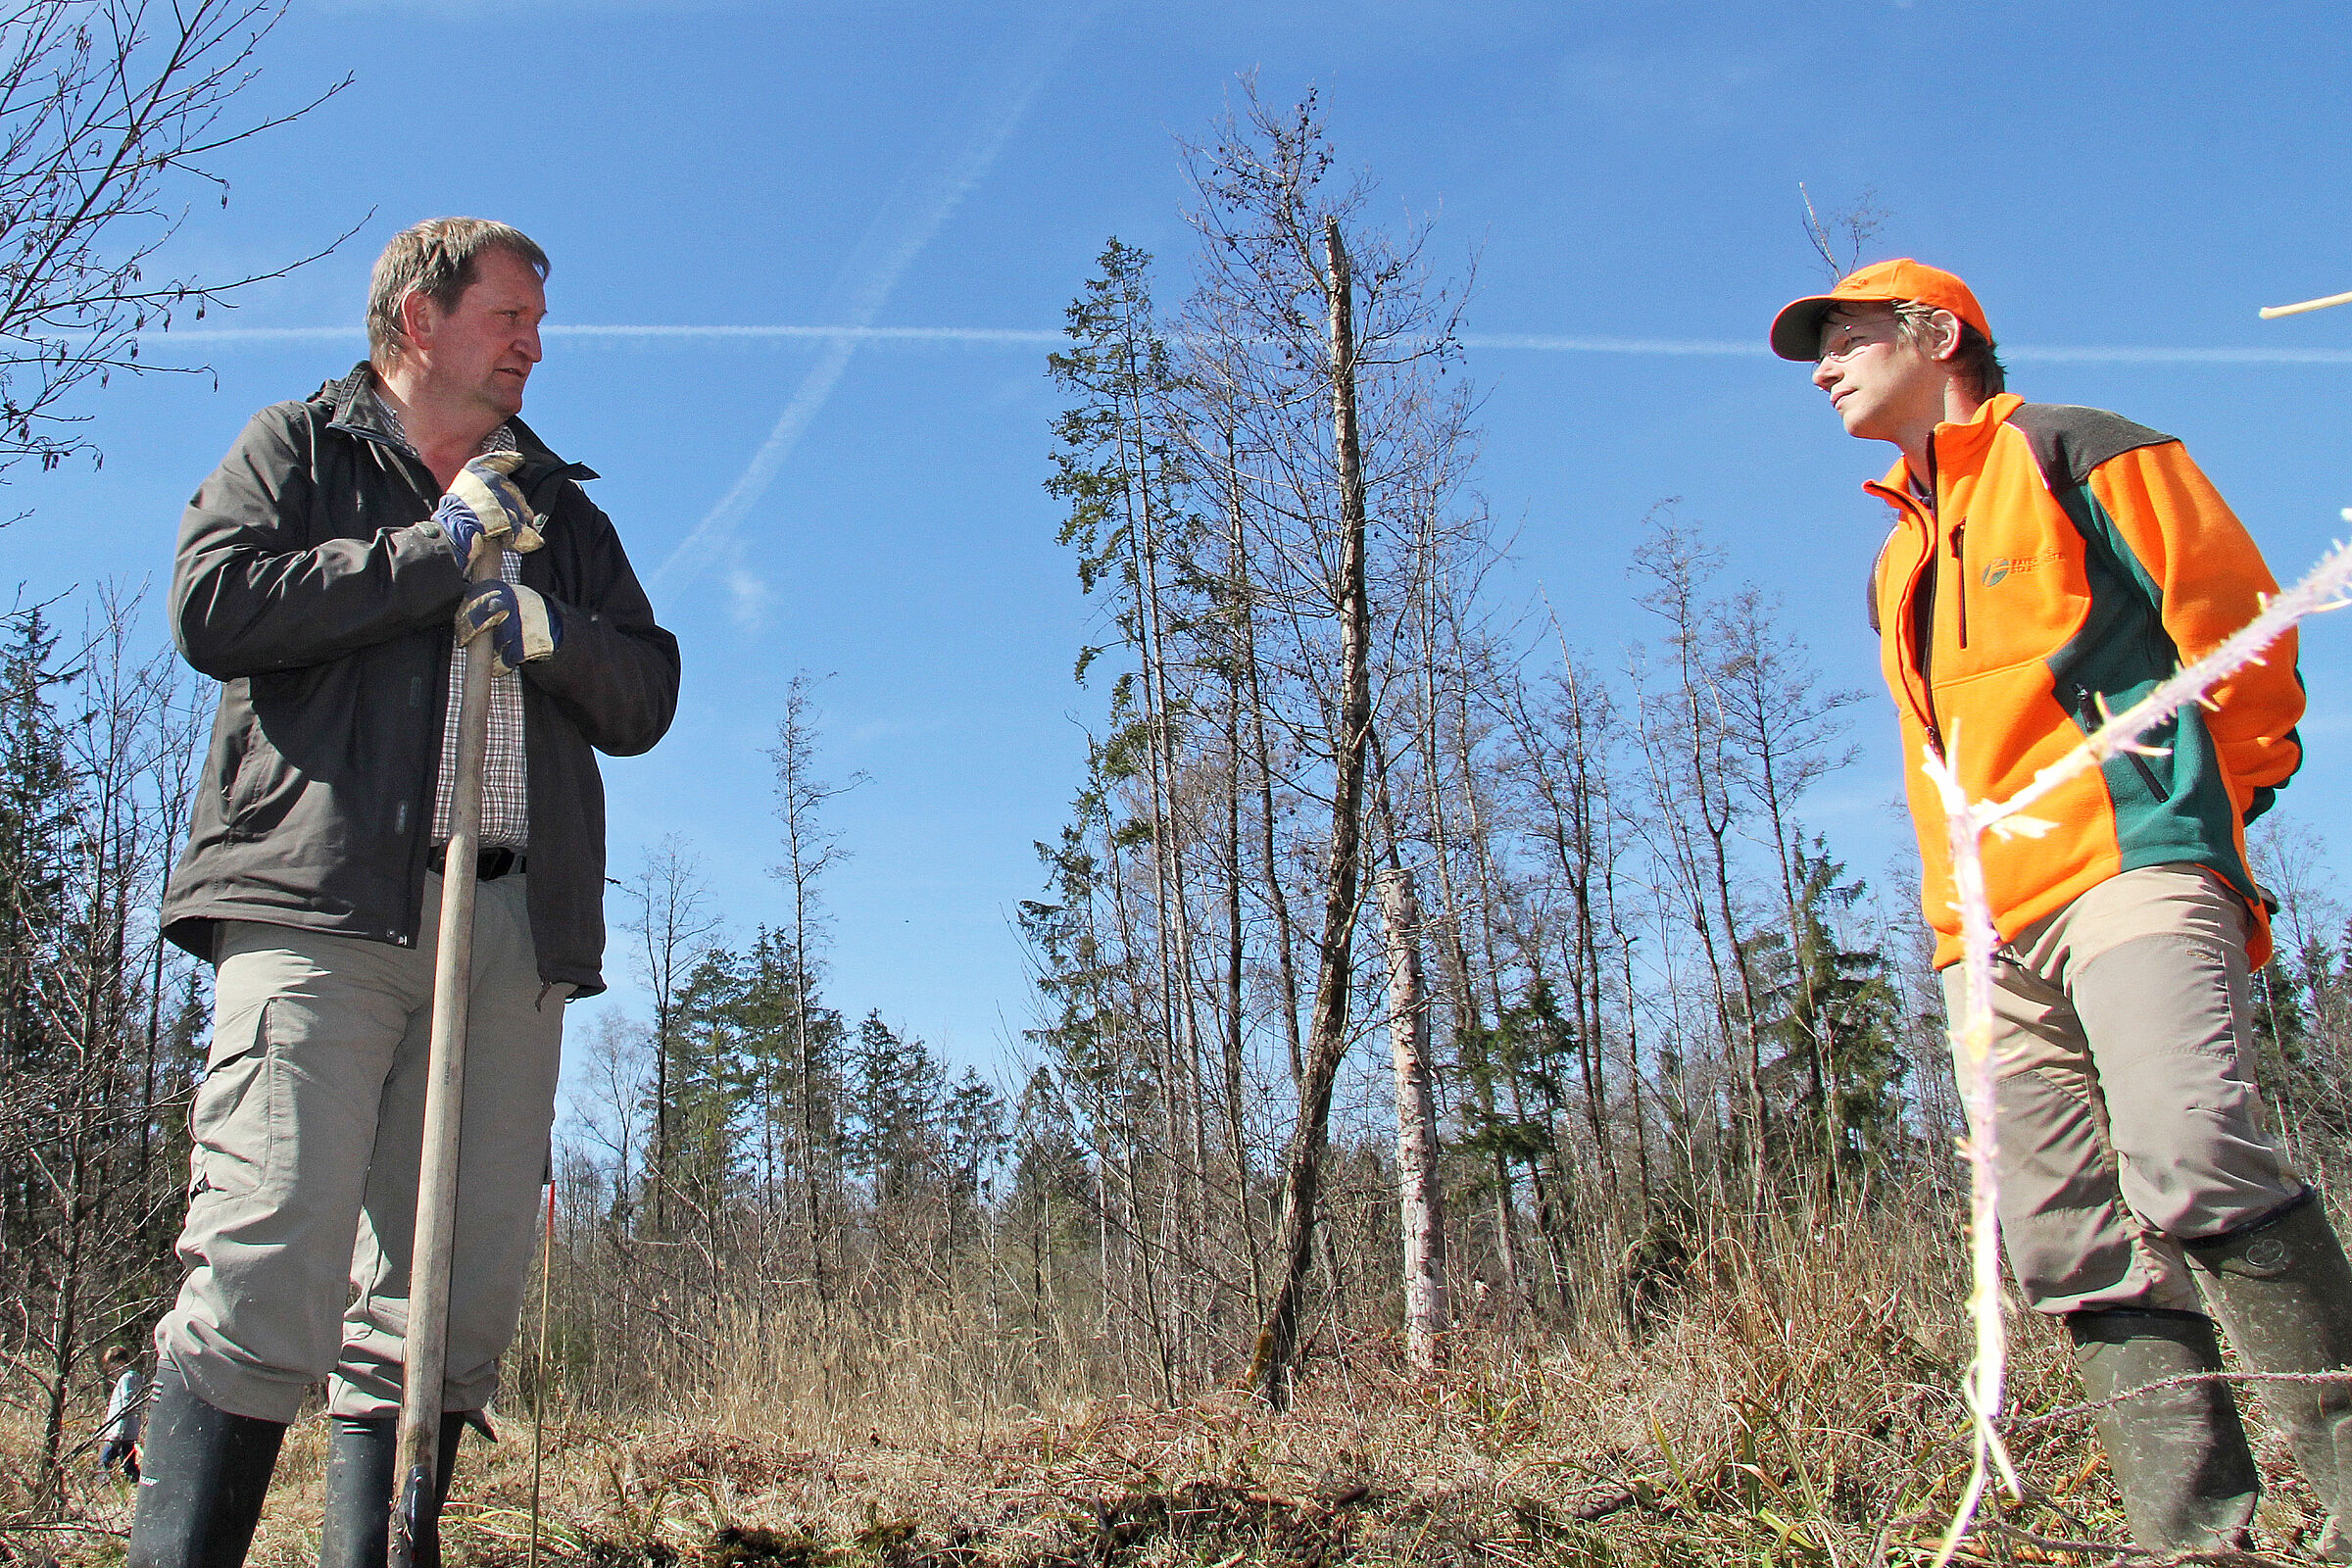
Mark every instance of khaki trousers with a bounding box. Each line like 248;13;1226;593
156;872;565;1423
1943;863;2302;1317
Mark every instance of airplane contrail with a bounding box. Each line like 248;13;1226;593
161;323;2352;365
158;324;1067;345
2003;345;2352;365
646;14;1088;593
1458;334;2352;364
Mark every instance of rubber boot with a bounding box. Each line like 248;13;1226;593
2187;1192;2352;1561
2067;1307;2260;1553
318;1411;486;1568
123;1363;288;1568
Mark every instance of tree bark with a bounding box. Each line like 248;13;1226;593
1379;865;1448;1369
1249;218;1371;1409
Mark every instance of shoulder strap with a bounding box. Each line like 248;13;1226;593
2006;402;2176;492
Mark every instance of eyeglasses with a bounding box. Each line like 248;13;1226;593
1816;325;1884;366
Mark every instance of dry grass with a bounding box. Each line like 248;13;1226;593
5;1208;2339;1567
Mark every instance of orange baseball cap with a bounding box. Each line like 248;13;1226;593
1770;259;1992;361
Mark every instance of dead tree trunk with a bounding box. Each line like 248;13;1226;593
1249;218;1371;1408
1379;865;1447;1369
1222;643;1267;1314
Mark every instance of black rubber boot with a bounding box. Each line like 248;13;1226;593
318;1411;484;1568
2067;1307;2259;1553
122;1364;288;1568
2186;1191;2352;1561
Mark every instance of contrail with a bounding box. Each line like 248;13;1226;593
2005;345;2352;365
559;324;1062;345
156;324;1066;345
647;14;1087;592
1455;334;2352;364
161;323;2352;366
1458;333;1770;355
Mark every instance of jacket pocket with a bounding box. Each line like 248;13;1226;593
2067;681;2167;799
220;720;299;841
1951;521;1969;650
212;717;247;816
221;718;267;836
188;999;282;1199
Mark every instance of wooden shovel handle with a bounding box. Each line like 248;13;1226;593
390;547;503;1568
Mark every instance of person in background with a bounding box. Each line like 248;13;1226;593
98;1345;143;1482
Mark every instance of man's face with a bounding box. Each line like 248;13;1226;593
1810;303;1947;445
408;246;546;421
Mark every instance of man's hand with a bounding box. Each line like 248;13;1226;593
432;453;545;572
456;580;562;671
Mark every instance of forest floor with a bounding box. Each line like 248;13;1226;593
7;1222;2341;1566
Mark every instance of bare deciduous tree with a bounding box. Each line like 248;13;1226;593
0;0;351;477
767;670;862;1309
1798;182;1886;282
622;837;720;1235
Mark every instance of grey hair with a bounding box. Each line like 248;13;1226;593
367;218;549;368
1893;299;2005;397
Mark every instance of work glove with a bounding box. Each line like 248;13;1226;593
432;452;544;573
456;580;562;672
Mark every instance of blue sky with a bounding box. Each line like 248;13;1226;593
10;0;2352;1078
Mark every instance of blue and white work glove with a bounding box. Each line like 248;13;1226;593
456;580;562;671
432;452;544;572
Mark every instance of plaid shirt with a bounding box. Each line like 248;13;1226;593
369;388;531;851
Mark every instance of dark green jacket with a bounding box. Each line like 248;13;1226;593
161;365;680;995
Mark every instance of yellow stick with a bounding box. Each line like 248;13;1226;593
2260;289;2352;319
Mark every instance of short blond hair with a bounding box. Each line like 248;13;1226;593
1892;299;2005;397
367;218;549;368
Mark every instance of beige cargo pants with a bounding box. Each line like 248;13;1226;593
1942;862;2304;1317
156;871;565;1423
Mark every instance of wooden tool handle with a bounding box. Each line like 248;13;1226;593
390;549;503;1568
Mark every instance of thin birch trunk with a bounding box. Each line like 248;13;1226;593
1379;865;1447;1369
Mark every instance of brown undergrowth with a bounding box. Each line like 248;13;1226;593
4;1210;2337;1567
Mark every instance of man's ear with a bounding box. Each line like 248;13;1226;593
1928;308;1965;364
398;288;438;356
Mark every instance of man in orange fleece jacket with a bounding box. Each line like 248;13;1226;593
1776;259;2347;1558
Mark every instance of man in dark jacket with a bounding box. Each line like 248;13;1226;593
130;218;679;1567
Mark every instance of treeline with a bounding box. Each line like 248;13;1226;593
0;593;211;1501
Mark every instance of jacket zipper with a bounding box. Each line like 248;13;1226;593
1876;494;1943;758
1912;440;1944;752
1950;521;1968;648
2071;681;2166;797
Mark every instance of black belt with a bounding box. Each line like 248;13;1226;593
428;844;526;881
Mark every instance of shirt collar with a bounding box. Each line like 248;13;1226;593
316;360;596;485
364;378;518;462
1866;391;2025;504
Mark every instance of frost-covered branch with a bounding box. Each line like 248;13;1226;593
1921;533;2352;1564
